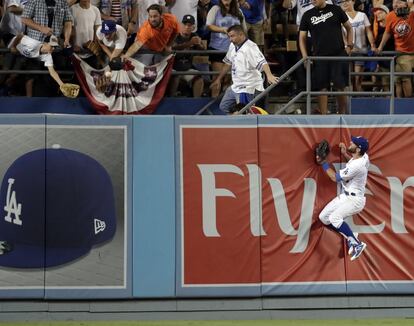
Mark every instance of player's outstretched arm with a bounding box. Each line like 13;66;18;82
315;140;341;183
319;161;340;183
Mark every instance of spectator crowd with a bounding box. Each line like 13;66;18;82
0;0;413;113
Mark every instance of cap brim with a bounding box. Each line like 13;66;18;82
0;243;91;268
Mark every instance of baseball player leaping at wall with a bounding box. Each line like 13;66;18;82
316;136;369;261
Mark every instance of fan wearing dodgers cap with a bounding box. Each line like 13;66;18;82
316;136;370;261
96;19;127;62
168;14;206;97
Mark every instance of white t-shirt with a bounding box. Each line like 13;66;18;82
71;3;102;57
138;0;165;27
96;24;127;50
16;35;53;67
223;39;267;94
170;0;198;27
344;11;371;52
0;0;27;36
339;153;370;195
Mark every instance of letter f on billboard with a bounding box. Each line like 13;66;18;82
197;164;244;237
197;164;267;238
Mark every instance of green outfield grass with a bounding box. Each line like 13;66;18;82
1;320;414;326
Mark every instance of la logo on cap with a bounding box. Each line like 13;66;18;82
105;24;109;31
4;178;22;226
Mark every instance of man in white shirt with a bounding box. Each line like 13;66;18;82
316;136;370;261
210;24;278;114
96;19;127;61
71;0;101;65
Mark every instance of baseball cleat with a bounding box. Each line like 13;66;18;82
350;242;366;261
347;232;359;255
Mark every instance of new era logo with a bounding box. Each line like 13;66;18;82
94;218;106;234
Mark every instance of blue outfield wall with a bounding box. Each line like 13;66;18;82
0;115;133;299
1;113;414;299
0;97;223;115
132;116;176;298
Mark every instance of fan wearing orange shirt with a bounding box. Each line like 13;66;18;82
377;0;414;97
122;3;179;65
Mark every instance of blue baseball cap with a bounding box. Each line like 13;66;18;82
0;147;116;268
101;20;117;34
351;136;369;153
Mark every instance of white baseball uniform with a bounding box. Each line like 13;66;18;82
319;153;370;228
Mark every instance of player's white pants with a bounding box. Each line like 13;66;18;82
319;193;366;228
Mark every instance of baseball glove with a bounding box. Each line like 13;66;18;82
84;40;101;57
60;83;80;98
95;75;112;93
315;139;330;164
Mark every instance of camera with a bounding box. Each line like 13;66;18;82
396;7;410;17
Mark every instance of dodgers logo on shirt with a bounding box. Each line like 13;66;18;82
310;12;334;25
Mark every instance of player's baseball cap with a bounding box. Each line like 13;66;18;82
182;14;195;25
0;147;116;268
351;136;369;153
101;20;117;34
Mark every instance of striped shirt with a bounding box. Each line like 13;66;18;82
110;0;122;24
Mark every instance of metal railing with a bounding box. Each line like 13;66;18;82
242;52;414;115
1;47;413;115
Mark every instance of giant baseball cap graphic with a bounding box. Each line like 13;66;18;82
0;147;116;268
